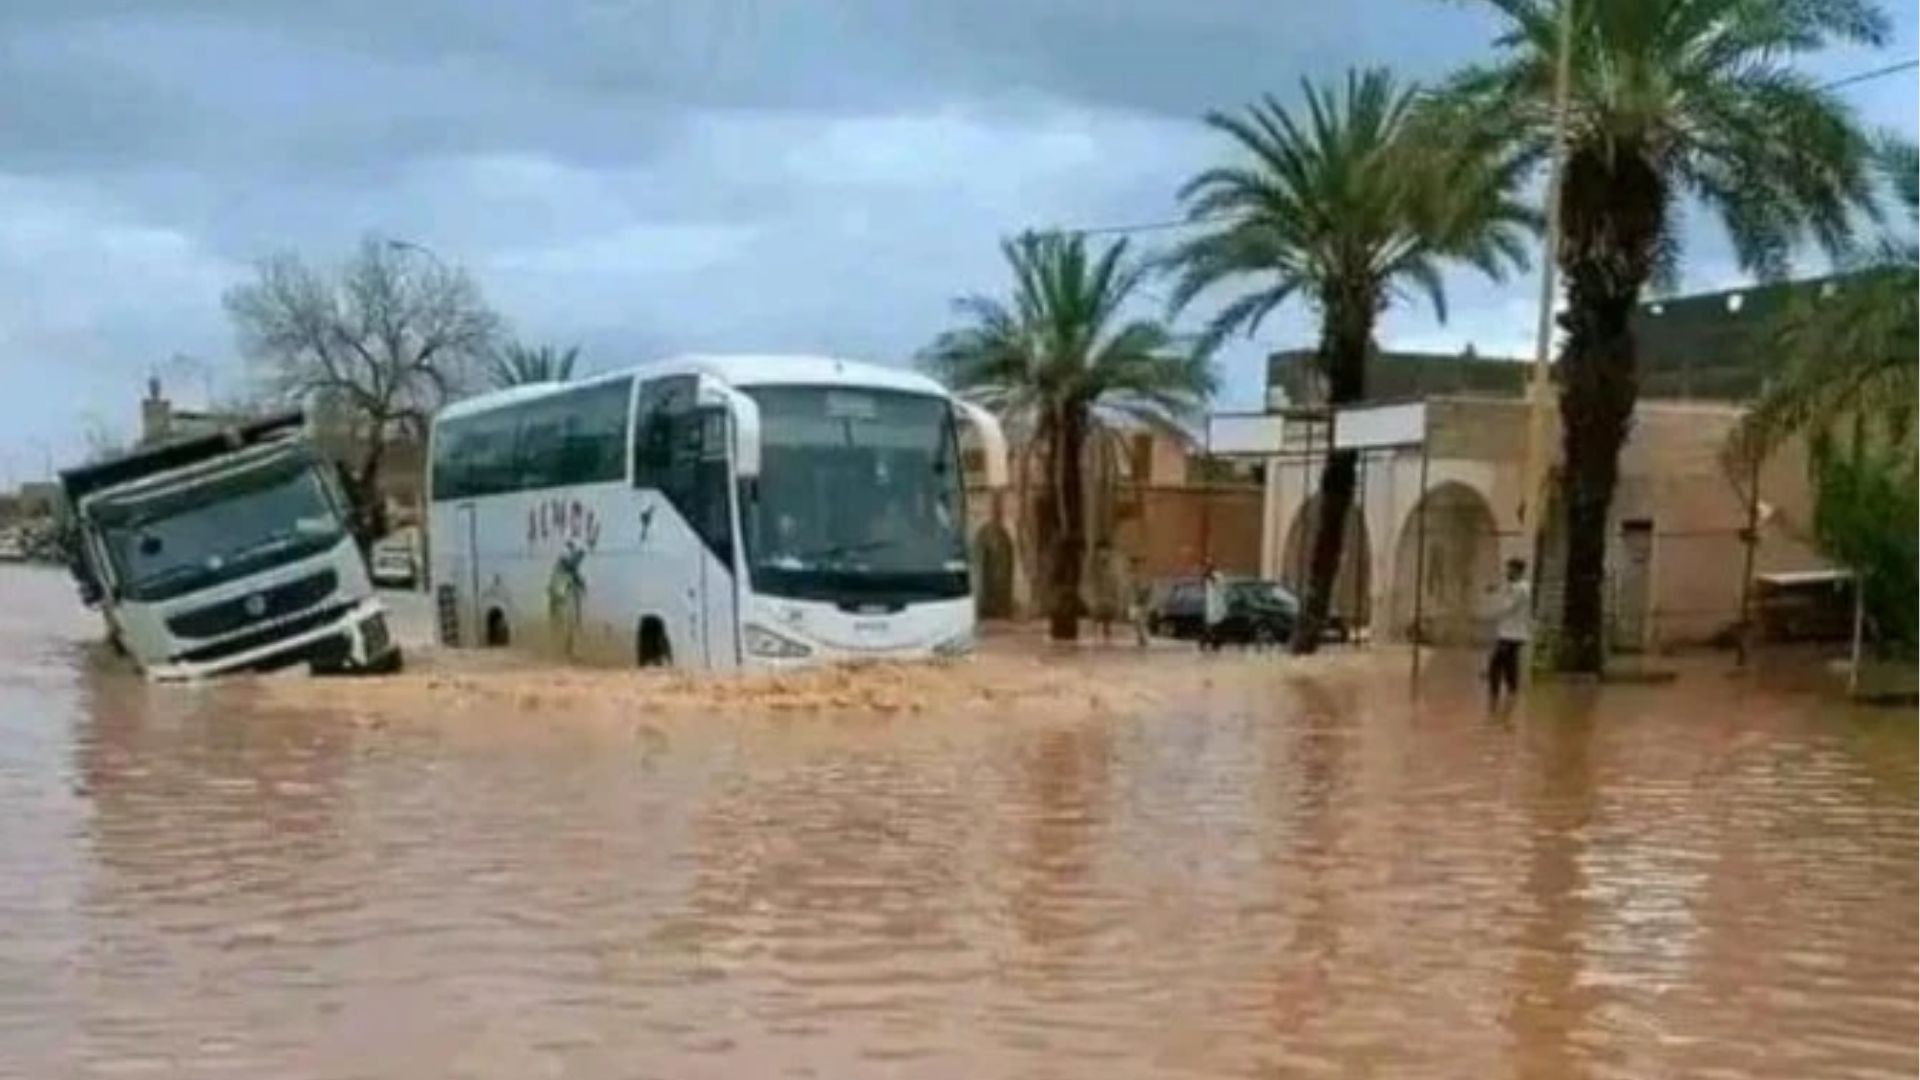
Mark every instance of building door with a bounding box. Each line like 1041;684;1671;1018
1612;519;1654;653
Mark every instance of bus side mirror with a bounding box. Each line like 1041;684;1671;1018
732;394;761;480
698;380;762;480
952;398;1009;489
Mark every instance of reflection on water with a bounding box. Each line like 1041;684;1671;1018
0;566;1914;1078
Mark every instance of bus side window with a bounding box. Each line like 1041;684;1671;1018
565;378;632;484
515;400;564;490
633;376;694;489
469;411;518;497
543;378;631;486
430;420;466;500
633;406;672;488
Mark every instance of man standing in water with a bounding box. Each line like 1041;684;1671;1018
1126;556;1151;648
1485;558;1531;709
1091;539;1124;644
1201;563;1227;652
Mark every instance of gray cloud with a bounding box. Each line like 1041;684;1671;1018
0;0;1912;470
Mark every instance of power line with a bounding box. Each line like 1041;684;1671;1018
1044;57;1919;239
1821;57;1918;91
1053;217;1204;238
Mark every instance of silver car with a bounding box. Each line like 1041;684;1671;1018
369;543;418;589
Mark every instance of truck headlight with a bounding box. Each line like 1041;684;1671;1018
359;612;391;658
745;623;812;659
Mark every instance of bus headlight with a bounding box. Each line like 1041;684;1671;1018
745;623;812;659
932;630;975;657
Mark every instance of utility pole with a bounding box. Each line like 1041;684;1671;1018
1735;447;1761;667
1519;0;1576;575
1200;417;1213;566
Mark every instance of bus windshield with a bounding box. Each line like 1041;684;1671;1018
740;385;968;605
95;458;347;602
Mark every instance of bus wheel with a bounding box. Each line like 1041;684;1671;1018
484;609;511;648
636;618;671;668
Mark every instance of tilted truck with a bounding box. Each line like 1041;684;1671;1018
57;412;402;680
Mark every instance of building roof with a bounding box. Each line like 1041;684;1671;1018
1630;274;1866;399
1266;272;1878;408
1267;348;1533;407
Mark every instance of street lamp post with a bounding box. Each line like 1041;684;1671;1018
381;235;452;583
1519;0;1576;601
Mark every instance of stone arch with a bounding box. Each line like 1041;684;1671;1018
1392;481;1502;644
973;521;1017;619
1279;494;1372;629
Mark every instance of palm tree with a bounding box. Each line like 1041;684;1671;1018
923;232;1215;640
1167;68;1535;652
488;342;581;388
1434;0;1888;672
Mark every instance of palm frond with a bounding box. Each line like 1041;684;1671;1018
1168;65;1534;384
1442;0;1887;284
920;231;1211;430
488;342;580;388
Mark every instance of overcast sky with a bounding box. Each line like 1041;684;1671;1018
0;0;1913;481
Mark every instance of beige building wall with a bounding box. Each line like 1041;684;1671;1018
960;424;1263;620
1259;396;1826;650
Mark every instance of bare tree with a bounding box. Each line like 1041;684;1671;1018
224;236;502;541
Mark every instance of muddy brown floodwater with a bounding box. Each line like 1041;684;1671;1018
1;565;1914;1078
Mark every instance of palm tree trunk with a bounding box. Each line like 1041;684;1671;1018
1048;404;1089;641
1012;436;1043;616
1556;312;1633;672
1292;300;1372;654
1293;449;1359;654
1553;148;1662;673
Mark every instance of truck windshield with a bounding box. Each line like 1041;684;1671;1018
740;385;968;605
98;461;346;602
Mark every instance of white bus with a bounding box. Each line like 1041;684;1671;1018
426;354;1007;669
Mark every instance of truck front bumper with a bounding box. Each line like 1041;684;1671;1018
146;598;401;682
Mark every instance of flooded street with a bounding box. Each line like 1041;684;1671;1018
1;564;1913;1079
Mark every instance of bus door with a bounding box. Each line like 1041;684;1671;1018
638;377;740;669
692;405;739;669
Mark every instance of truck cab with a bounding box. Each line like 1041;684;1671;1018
59;413;401;680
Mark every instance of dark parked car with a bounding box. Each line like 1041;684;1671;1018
1149;577;1300;646
1148;577;1355;646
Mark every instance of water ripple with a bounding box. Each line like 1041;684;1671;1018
0;566;1912;1078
